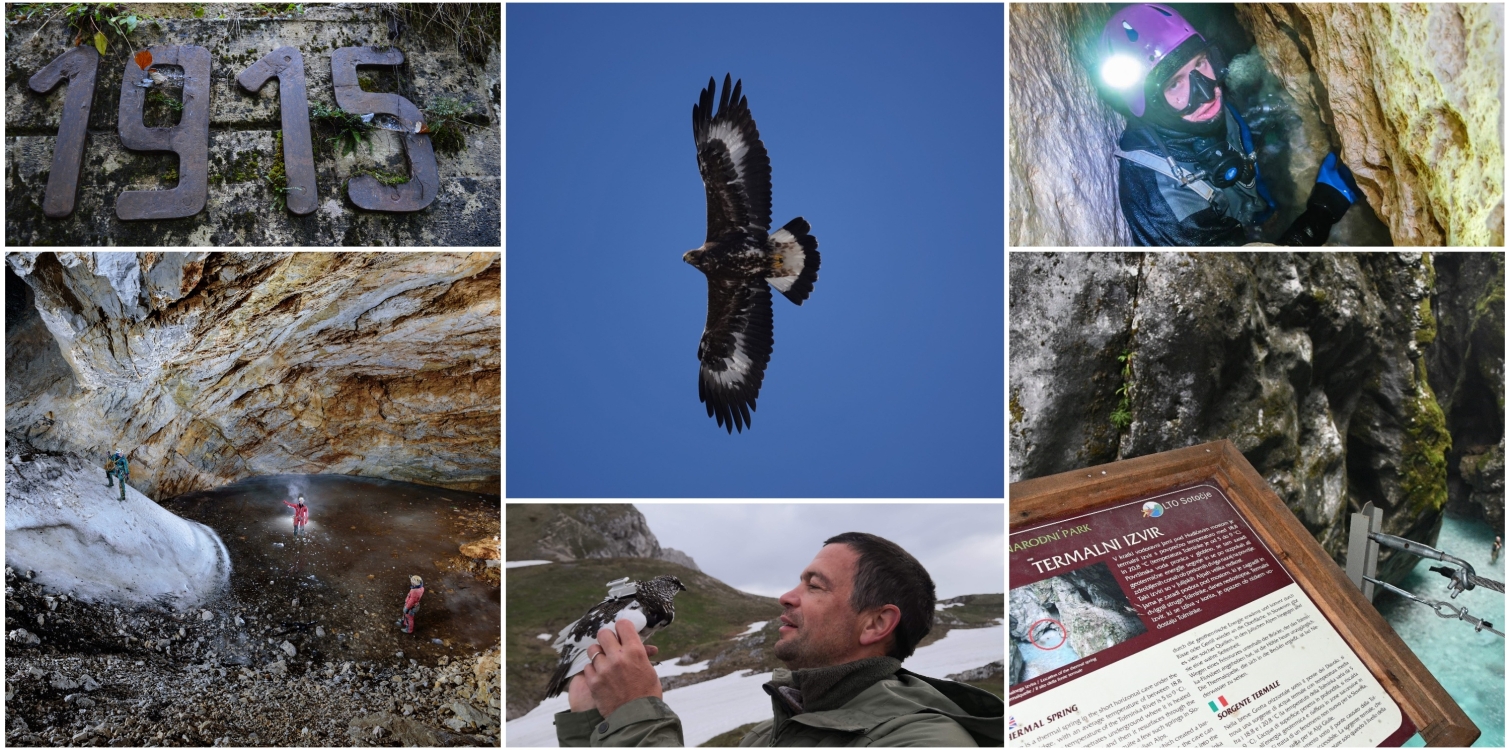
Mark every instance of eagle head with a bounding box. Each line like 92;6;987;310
683;247;706;268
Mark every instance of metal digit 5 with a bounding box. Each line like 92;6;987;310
28;45;100;218
116;45;212;221
238;46;318;215
329;46;439;212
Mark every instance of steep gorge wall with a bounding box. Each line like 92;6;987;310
4;5;498;246
1010;252;1503;585
5;251;500;498
1009;3;1502;246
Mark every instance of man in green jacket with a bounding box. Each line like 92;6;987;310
554;532;1004;746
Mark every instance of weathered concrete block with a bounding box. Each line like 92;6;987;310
5;5;499;245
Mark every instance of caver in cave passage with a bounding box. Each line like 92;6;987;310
1100;4;1361;246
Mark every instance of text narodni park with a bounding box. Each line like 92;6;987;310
27;43;442;222
1011;489;1217;574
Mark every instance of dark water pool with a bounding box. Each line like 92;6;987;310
162;474;499;665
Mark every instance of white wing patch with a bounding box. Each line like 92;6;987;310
765;227;807;290
552;601;654;685
707;332;754;387
707;122;749;180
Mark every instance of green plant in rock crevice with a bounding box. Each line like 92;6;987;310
262;130;304;211
422;95;476;156
310;101;372;158
147;89;182;112
61;3;140;56
1109;350;1135;429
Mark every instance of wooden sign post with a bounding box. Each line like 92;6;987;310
1009;440;1477;747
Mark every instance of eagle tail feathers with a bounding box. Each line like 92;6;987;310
766;217;821;305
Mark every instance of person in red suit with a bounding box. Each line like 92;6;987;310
281;495;309;538
399;575;425;633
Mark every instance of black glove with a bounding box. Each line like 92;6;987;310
1279;153;1359;246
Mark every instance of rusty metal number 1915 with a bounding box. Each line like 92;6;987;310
27;42;442;221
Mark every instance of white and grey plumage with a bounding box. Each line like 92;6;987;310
543;574;688;699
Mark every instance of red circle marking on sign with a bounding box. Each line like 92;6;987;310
1026;618;1067;650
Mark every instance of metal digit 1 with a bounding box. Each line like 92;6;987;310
237;46;318;215
330;46;439;212
117;45;211;221
28;45;100;218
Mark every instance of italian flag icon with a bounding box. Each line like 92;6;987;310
1208;696;1228;712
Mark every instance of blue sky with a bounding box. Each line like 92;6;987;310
506;4;1004;498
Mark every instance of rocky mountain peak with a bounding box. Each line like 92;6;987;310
507;504;700;571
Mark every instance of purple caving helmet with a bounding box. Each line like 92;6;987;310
1100;4;1203;118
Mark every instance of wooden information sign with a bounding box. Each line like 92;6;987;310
1008;440;1476;747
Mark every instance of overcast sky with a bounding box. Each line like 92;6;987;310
636;504;1003;600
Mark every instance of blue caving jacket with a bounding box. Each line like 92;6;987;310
1116;103;1276;246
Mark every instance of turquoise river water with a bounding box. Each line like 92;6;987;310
1382;513;1505;747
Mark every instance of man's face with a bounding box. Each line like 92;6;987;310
1162;51;1222;123
774;543;864;670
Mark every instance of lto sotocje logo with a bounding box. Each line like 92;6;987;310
1142;501;1164;518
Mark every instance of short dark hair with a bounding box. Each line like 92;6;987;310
823;532;935;660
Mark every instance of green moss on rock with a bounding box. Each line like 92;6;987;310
1400;358;1452;515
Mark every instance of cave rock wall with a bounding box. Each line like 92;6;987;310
4;5;499;246
1009;3;1130;246
1235;4;1503;246
6;251;500;498
1009;252;1499;585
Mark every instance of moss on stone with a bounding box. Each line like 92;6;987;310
222;151;262;184
1400;358;1452;516
1009;389;1025;426
1415;297;1437;345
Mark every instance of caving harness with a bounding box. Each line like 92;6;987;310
1114;101;1273;223
1347;502;1505;637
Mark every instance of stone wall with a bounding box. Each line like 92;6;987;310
5;5;499;246
1010;252;1504;585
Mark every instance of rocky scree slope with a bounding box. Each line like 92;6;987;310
1011;252;1503;585
5;251;499;499
4;567;499;747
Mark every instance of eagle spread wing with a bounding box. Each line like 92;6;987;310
693;74;772;240
698;279;774;433
686;75;818;434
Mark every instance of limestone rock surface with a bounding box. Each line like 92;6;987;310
1235;4;1503;245
6;251;500;498
1426;252;1505;526
1011;252;1459;584
1460;439;1505;533
1009;3;1131;246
